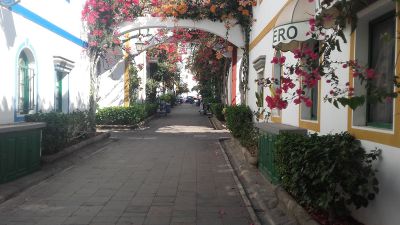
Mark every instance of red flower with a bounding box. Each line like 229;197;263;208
279;56;286;64
305;99;313;107
365;68;375;79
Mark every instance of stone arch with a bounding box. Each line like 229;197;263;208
116;17;243;106
117;17;245;48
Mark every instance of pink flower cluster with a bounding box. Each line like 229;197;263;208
265;88;288;110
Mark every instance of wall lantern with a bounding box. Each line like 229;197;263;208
135;40;146;53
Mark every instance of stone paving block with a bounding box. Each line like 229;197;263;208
2;222;37;225
147;206;173;217
62;215;94;225
103;200;130;209
72;206;103;216
116;221;143;225
124;205;150;213
170;216;196;223
89;222;117;225
196;218;223;225
37;216;68;225
96;209;125;217
47;206;80;217
143;216;171;225
130;197;154;206
84;197;111;206
222;217;252;225
172;209;196;217
91;215;120;223
0;105;256;225
152;196;175;206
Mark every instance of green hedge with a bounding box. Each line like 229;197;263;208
210;103;225;121
159;93;177;106
225;105;258;154
25;111;90;155
275;132;381;220
96;103;157;125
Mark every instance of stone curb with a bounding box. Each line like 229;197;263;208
217;138;262;225
276;187;319;225
211;117;319;225
209;115;225;130
220;138;297;225
96;114;156;130
41;132;111;164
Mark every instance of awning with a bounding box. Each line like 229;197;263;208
272;0;316;52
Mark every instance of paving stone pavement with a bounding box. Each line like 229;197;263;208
0;104;254;225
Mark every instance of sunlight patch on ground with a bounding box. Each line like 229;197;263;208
155;125;227;134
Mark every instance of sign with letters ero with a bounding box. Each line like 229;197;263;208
0;0;20;7
272;21;310;48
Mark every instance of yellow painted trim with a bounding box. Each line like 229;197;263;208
271;116;282;123
124;57;130;107
249;0;292;51
347;6;400;148
299;81;321;132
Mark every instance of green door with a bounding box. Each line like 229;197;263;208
55;71;63;112
19;52;30;114
0;129;41;184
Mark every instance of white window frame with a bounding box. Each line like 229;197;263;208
352;0;396;132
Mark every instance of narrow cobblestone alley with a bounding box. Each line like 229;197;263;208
0;104;254;225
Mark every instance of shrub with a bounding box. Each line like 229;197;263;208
96;103;157;126
25;110;90;155
275;132;381;221
159;94;172;103
210;103;225;121
146;79;158;103
169;94;177;106
144;103;158;116
159;93;177;106
225;105;258;154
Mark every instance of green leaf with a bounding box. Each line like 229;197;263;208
336;40;342;52
338;30;347;43
333;100;339;108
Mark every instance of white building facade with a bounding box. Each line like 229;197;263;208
0;0;90;124
248;0;400;225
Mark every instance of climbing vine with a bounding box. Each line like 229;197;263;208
128;64;141;105
257;0;400;119
82;0;256;126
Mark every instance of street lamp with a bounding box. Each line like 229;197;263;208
135;40;146;52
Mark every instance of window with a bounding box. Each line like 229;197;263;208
366;12;395;129
53;56;74;113
272;51;282;118
348;1;400;148
257;71;264;107
300;40;319;121
55;71;63;112
17;51;35;115
252;55;266;109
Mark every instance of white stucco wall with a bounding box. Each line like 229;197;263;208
250;1;400;225
0;0;90;124
97;50;148;108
